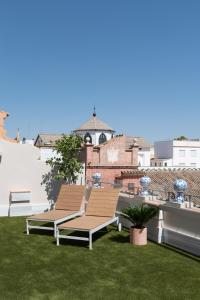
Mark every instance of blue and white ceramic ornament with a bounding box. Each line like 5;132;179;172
92;173;102;188
140;176;151;196
173;179;187;203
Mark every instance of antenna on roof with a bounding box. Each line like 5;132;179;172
93;106;96;117
16;128;20;142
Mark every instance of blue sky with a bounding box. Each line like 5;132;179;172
0;0;200;143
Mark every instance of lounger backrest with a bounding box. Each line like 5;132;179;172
85;188;120;217
55;184;85;211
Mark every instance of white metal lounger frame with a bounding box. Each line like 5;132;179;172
56;216;122;250
26;210;84;238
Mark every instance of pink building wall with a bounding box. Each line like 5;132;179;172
82;135;139;185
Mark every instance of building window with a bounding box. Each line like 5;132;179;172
164;162;167;167
155;162;157;167
179;150;186;157
84;132;92;144
190;150;197;157
99;133;107;144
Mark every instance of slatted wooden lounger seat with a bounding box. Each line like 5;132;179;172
56;188;121;249
26;185;85;237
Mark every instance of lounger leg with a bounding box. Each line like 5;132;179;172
26;220;29;235
56;229;60;246
116;218;122;232
54;223;57;238
89;232;92;250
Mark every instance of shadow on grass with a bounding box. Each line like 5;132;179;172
109;233;129;244
156;242;200;262
25;229;54;236
54;228;110;249
23;222;54;236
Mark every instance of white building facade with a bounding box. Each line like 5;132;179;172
132;137;151;167
152;140;200;168
34;134;63;161
138;149;151;167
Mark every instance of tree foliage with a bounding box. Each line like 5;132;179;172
175;136;188;141
46;134;83;184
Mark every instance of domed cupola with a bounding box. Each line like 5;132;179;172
73;107;115;146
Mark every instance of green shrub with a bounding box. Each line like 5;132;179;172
122;204;158;229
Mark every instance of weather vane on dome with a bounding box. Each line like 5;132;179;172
93;106;96;117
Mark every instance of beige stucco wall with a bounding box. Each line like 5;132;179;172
0;140;85;216
0;140;53;216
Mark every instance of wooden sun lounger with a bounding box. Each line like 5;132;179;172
26;185;85;237
56;188;121;249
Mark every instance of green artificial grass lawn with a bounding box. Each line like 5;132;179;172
0;217;199;300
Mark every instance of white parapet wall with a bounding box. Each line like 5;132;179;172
117;193;200;256
160;204;200;257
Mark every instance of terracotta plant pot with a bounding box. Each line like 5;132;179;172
130;227;147;246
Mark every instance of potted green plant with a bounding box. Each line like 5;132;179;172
121;204;158;246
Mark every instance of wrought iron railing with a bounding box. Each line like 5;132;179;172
87;180;166;200
86;180;200;208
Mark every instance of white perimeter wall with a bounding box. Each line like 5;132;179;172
0;140;51;216
0;141;85;216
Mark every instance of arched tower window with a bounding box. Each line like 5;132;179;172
99;133;107;144
84;132;92;144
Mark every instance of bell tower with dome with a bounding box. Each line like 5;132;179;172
73;108;115;146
